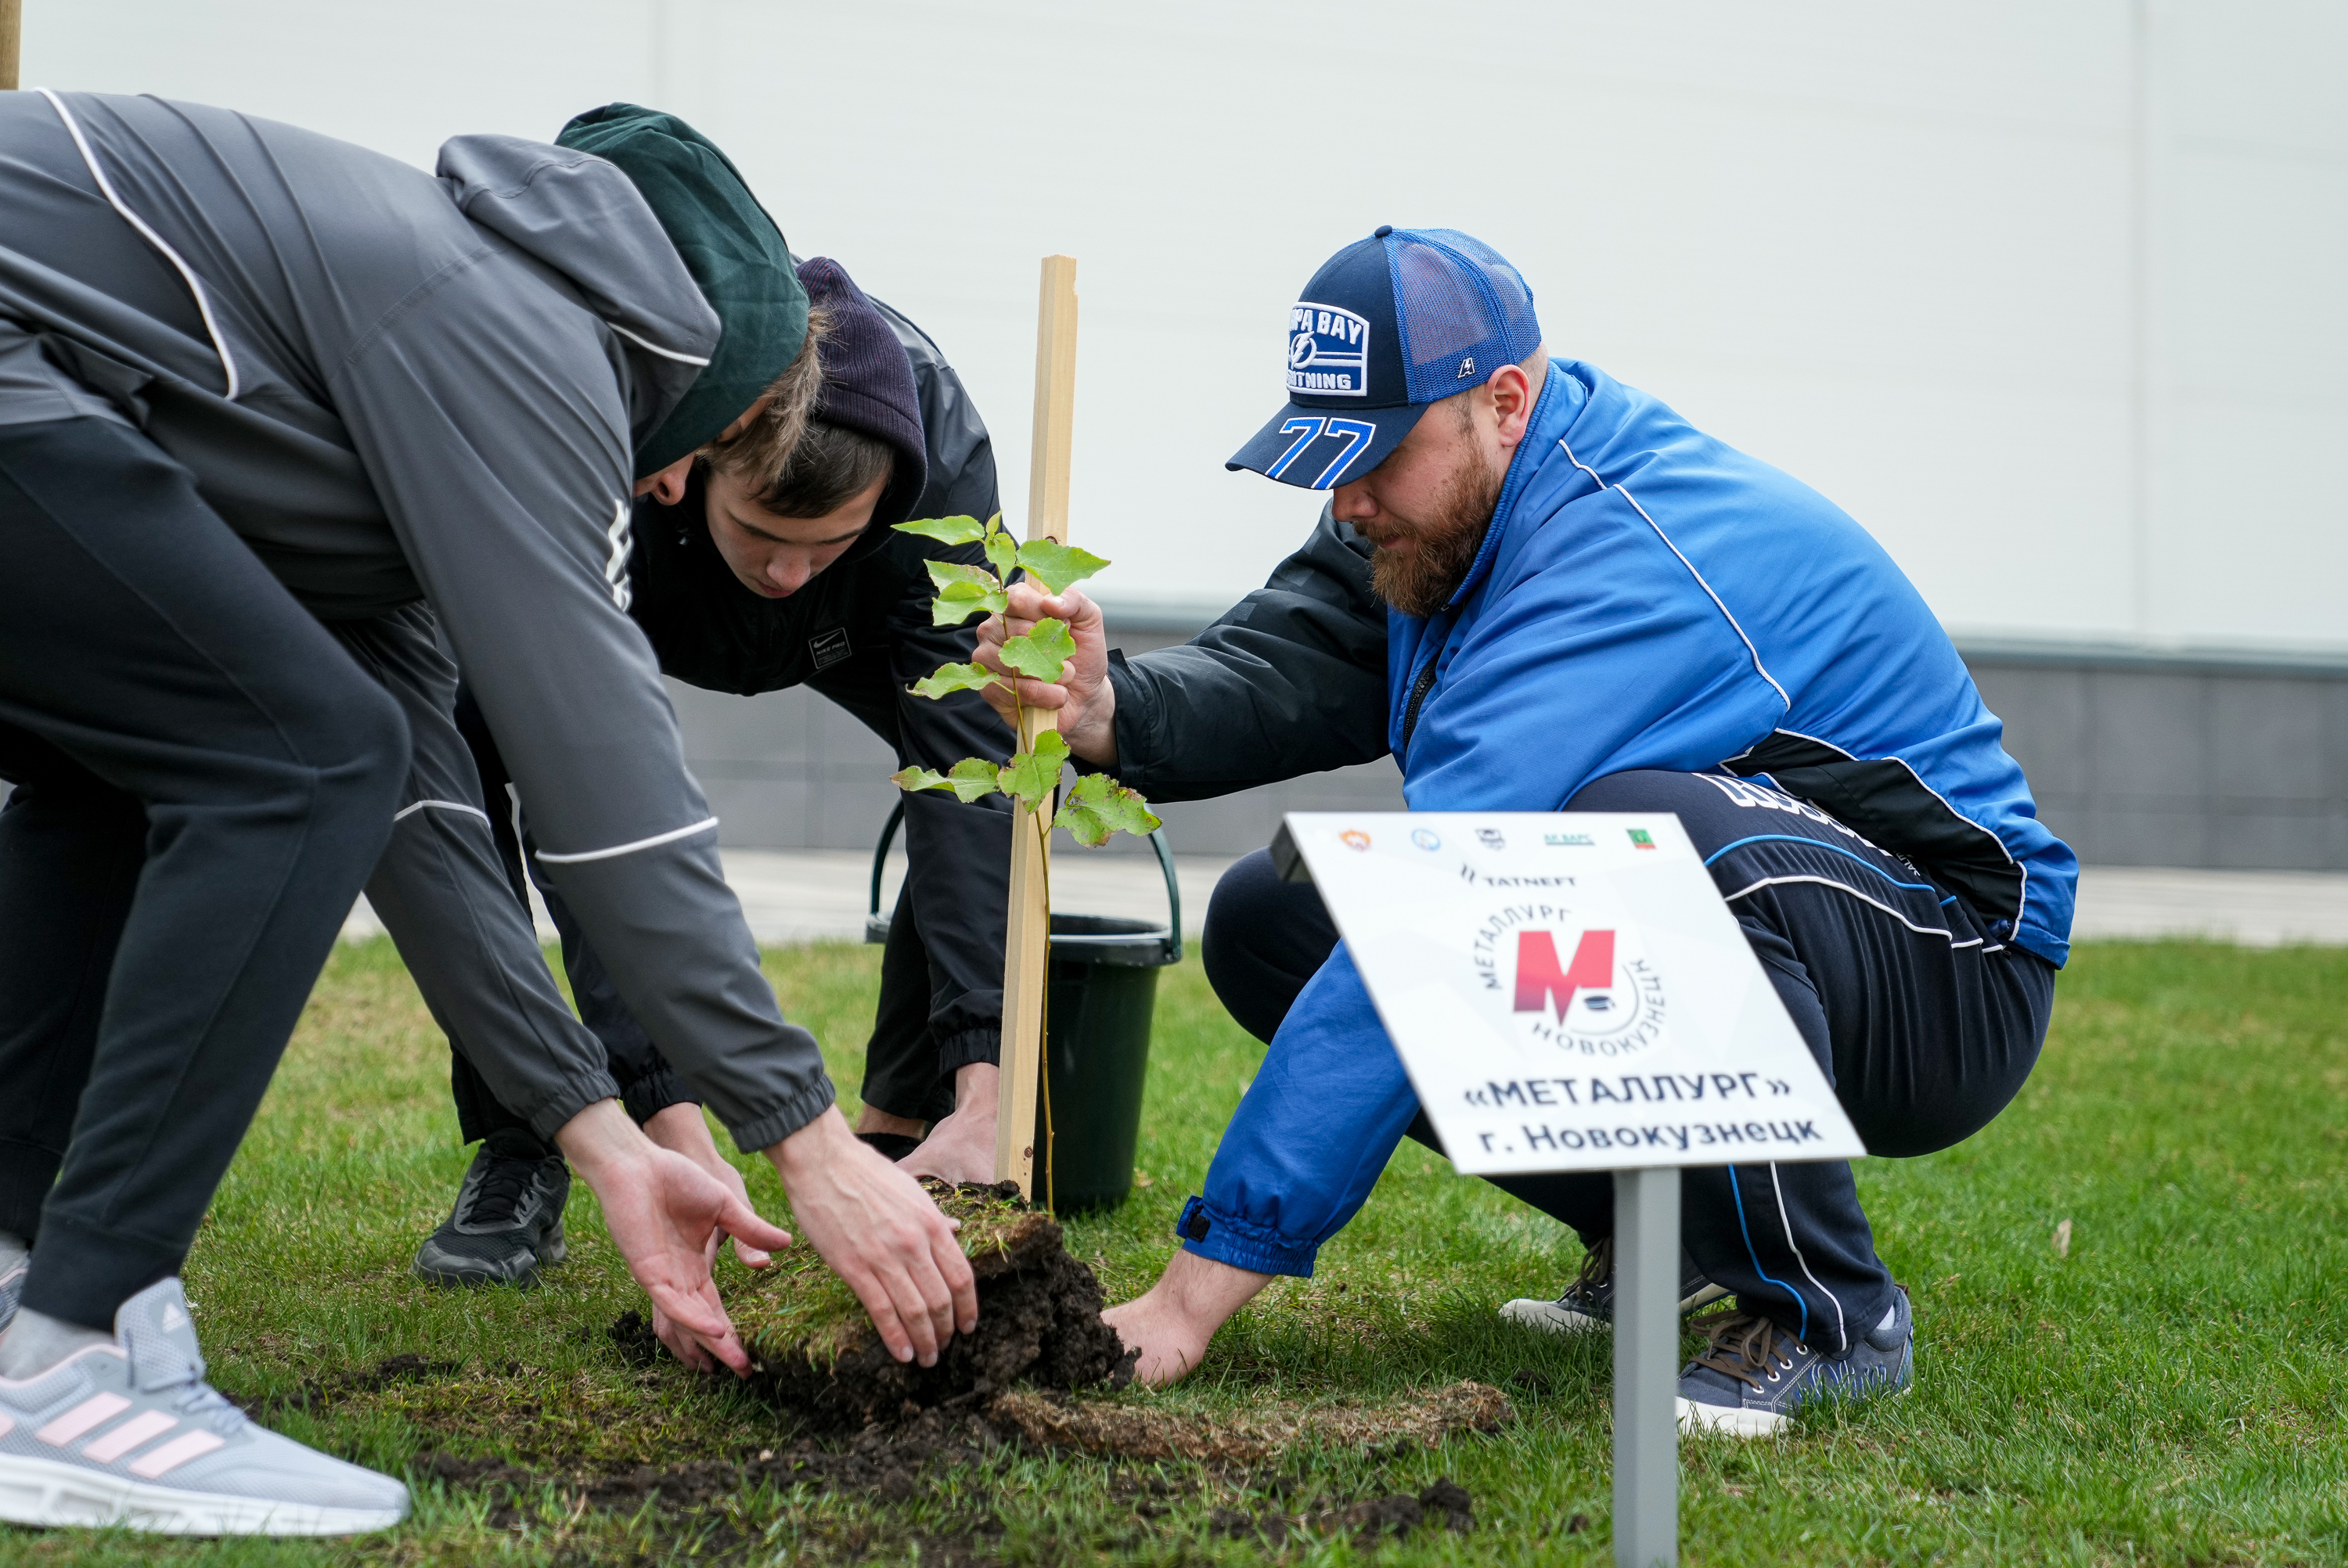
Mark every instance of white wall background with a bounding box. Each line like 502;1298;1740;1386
23;0;2347;653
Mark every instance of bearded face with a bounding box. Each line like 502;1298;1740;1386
1356;442;1504;618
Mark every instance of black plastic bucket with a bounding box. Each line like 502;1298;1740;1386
866;805;1182;1213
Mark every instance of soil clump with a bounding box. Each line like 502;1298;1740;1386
729;1180;1134;1429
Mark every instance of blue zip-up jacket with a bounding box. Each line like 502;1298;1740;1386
1105;358;2075;1275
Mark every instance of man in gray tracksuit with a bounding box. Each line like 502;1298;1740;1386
0;92;973;1534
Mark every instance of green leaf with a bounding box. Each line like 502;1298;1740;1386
1015;539;1110;595
948;756;1006;799
924;559;1003;594
908;661;1000;700
997;617;1075;684
931;583;1009;625
997;729;1070;811
893;515;988;546
981;512;1005;537
932;593;1004;627
924;559;1009;625
985;530;1020;581
891;759;1005;804
1053;771;1161;847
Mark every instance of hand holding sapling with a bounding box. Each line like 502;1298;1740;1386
976;579;1118;767
890;513;1154;848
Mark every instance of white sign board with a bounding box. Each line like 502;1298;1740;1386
1281;811;1865;1176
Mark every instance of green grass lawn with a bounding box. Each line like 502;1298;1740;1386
5;938;2345;1566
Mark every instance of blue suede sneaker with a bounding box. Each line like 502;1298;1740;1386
1675;1286;1912;1438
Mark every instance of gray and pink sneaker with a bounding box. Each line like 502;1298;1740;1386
0;1277;407;1534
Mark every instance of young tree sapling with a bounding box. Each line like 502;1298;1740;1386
888;512;1158;846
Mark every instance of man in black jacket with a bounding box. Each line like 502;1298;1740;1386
416;256;1015;1294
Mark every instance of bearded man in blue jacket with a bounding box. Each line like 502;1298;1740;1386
978;228;2074;1437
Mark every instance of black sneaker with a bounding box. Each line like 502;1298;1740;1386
411;1146;569;1287
1675;1285;1914;1438
1500;1236;1730;1335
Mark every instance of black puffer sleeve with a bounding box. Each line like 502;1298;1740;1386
1105;505;1392;801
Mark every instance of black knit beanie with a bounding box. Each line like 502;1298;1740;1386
797;257;928;527
556;103;808;478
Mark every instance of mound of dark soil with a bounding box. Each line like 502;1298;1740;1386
733;1182;1134;1429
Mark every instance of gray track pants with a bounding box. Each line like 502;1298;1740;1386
0;417;408;1327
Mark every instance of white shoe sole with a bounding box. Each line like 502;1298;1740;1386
1500;1297;1607;1335
1502;1282;1734;1338
1676;1396;1788;1438
1676;1375;1910;1440
0;1452;407;1535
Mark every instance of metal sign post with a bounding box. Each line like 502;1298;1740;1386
1612;1167;1680;1568
1274;810;1867;1568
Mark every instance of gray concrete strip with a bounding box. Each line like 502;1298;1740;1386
341;847;1236;948
2072;866;2348;948
341;858;2348;949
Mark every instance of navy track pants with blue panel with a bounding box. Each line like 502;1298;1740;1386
1194;769;2058;1354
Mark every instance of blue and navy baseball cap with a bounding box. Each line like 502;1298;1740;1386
1227;227;1541;491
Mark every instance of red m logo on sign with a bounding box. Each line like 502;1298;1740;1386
1514;930;1615;1020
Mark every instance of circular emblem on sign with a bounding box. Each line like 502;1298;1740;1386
1469;903;1667;1058
1411;828;1442;851
1340;829;1372;851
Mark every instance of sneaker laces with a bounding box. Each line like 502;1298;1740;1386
132;1335;246;1437
463;1154;544;1228
171;1373;247;1436
1565;1238;1612;1303
1688;1311;1809;1393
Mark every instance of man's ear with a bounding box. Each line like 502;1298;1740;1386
1488;363;1536;451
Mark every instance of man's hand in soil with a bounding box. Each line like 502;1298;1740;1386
556;1099;794;1376
1101;1250;1273;1386
769;1107;979;1366
975;583;1116;765
641;1102;773;1372
902;1062;999;1187
643;1102;773;1270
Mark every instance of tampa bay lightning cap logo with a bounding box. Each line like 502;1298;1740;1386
1287;301;1371;397
1229;226;1541;491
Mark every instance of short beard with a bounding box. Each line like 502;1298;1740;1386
1364;456;1503;617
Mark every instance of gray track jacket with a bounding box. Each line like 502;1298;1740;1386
0;91;831;1149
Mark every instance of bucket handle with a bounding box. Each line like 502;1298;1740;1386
867;799;1182;962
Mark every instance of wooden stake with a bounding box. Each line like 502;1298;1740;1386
1;0;23;93
994;255;1079;1196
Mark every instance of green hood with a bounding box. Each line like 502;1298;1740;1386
557;103;807;477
